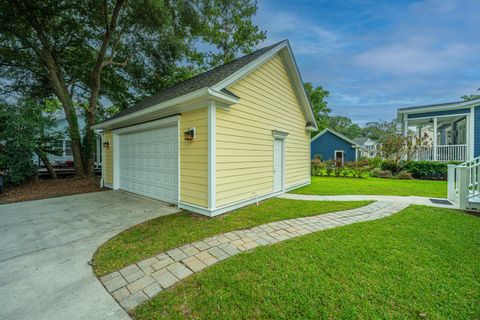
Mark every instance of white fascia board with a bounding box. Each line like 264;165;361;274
92;88;239;130
397;98;480;122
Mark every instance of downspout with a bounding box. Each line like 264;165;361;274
94;129;104;188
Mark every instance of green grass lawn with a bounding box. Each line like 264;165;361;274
133;206;480;320
292;176;447;198
93;199;371;276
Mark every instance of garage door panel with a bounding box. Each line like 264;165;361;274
119;124;178;203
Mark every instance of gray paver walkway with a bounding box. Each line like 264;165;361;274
100;201;409;311
280;193;455;208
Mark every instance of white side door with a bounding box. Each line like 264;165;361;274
273;138;284;192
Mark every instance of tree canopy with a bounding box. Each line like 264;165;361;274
0;0;266;178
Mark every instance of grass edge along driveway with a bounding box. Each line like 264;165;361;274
133;205;480;320
92;198;371;276
292;176;447;198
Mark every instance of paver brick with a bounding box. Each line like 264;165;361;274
137;257;159;268
103;274;127;292
119;264;141;278
167;262;193;279
151;268;178;288
127;275;156;294
119;291;148;310
151;257;174;270
124;270;145;283
182;256;207;272
143;282;162;298
112;287;130;302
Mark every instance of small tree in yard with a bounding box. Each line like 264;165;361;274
0;100;62;184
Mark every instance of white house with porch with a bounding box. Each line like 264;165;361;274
397;98;480;162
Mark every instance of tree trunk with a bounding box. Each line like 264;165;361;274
37;152;57;179
27;13;86;177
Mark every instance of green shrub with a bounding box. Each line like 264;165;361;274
403;161;460;180
0;142;37;185
367;156;383;169
325;160;334;176
381;160;404;174
333;160;345;177
347;159;370;178
311;158;324;176
370;168;392;178
396;170;413;180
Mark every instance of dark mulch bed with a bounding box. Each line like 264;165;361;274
0;177;105;205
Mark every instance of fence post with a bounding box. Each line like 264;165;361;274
457;166;469;210
447;164;456;202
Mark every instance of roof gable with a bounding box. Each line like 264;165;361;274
312;128;361;147
95;40;317;130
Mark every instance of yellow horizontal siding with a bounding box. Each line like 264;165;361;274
103;131;113;185
180;107;208;207
216;53;310;207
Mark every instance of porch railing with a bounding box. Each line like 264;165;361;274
448;156;480;209
415;144;467;162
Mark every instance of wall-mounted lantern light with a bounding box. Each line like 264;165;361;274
103;140;110;148
184;127;196;141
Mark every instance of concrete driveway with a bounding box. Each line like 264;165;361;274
0;190;179;320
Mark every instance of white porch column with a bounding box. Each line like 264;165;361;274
403;119;408;136
433;117;438;161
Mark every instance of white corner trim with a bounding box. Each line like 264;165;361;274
112;133;120;190
208;100;216;210
469;107;475;159
177;117;181;203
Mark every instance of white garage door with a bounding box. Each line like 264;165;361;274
118;124;178;203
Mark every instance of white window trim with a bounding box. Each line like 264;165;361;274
334;150;345;165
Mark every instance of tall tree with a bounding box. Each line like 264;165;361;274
1;0;204;177
326;116;362;139
462;88;480;101
200;0;266;67
304;82;330;135
363;120;399;142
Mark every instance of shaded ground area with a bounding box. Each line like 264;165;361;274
93;199;371;276
0;177;104;204
293;176;447;198
133;205;479;320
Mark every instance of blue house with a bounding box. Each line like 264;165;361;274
311;128;362;163
397;97;480;162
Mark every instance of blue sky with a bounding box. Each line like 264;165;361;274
254;0;480;124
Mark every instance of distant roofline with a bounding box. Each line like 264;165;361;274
311;128;362;148
397;97;480;122
398;97;480;112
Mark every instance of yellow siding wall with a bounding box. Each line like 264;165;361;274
180;108;208;207
215;54;310;207
103;131;113;185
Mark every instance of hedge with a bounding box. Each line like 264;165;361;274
402;161;461;180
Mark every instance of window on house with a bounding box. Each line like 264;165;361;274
65;140;73;156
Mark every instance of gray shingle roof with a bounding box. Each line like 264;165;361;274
101;41;285;124
353;137;368;145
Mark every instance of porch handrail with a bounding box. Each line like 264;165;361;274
448;156;480;209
